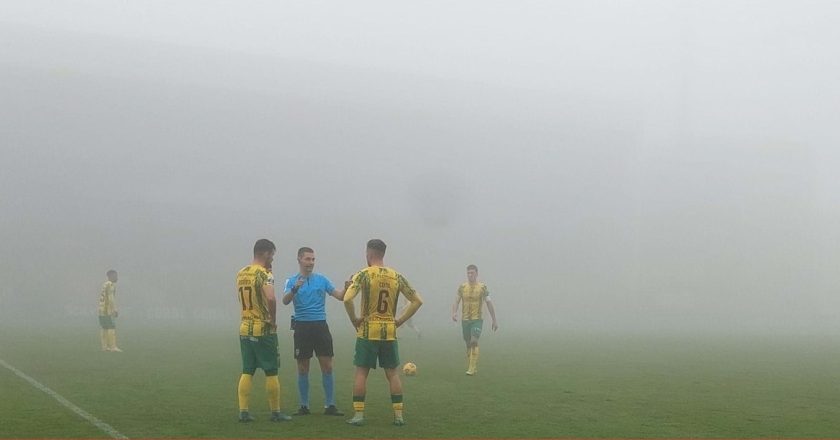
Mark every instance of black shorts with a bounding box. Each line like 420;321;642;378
293;321;334;359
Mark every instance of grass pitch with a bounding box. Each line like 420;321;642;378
2;323;840;438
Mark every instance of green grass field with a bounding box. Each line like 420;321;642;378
2;323;840;438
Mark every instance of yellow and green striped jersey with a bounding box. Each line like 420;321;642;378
344;266;420;341
98;281;116;316
458;282;489;321
236;264;272;336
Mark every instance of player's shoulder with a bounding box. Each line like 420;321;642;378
238;264;268;277
358;267;376;276
391;268;410;281
353;267;376;282
252;264;269;274
236;264;253;275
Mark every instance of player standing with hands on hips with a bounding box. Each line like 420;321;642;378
343;239;423;426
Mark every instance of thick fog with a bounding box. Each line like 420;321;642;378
2;1;839;334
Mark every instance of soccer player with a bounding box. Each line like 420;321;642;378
98;269;121;352
451;264;498;376
281;247;345;416
235;239;291;423
343;239;423;426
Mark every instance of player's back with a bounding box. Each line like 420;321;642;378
351;266;417;340
236;264;271;336
98;281;115;316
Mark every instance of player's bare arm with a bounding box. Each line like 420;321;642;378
343;278;362;328
263;282;277;328
109;293;118;318
486;298;498;331
451;295;461;322
396;292;423;327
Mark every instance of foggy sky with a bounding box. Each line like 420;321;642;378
2;1;840;333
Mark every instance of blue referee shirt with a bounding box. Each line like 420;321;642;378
283;273;335;322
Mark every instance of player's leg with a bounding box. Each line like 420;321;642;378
347;366;370;425
294;324;313;415
108;328;121;352
103;316;121;352
462;321;472;372
98;316;109;351
238;337;257;422
347;338;375;425
315;323;343;415
260;334;291;422
466;320;483;375
381;341;405;425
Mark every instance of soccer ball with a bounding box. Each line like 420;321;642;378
402;362;417;376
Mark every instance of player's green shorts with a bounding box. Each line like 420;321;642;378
98;315;115;329
240;334;279;375
462;319;483;342
353;338;400;369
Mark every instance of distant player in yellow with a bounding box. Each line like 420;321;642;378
235;239;291;423
98;270;121;352
451;264;498;375
343;239;423;426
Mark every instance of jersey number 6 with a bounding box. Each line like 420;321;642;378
377;289;390;314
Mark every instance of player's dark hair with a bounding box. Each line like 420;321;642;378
106;269;117;277
367;239;387;257
467;264;478;272
253;239;276;256
298;247;314;258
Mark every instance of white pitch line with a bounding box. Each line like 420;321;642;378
0;358;129;439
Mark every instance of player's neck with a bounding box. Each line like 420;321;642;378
368;259;384;267
252;259;267;268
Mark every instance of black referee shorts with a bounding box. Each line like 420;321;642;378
293;320;334;359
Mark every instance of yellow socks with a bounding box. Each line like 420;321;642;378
472;346;480;372
391;394;404;419
106;329;117;350
265;376;281;412
467;346;480;373
352;395;365;418
238;374;253;411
